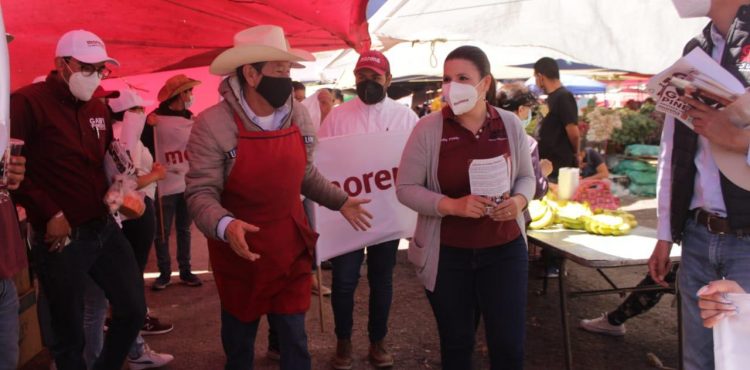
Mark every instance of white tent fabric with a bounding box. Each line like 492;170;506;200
370;0;708;75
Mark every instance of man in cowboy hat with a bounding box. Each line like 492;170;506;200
143;74;203;291
10;29;146;370
649;1;750;368
185;25;373;370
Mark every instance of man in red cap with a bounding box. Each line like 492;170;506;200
319;50;418;369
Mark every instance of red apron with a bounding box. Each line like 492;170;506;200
207;115;318;323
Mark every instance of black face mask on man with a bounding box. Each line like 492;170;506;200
356;79;386;105
256;75;293;108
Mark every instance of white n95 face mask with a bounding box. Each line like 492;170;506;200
68;72;101;101
442;81;480;116
671;0;711;18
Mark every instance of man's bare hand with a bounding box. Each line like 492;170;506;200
225;219;261;261
648;240;673;288
45;213;71;253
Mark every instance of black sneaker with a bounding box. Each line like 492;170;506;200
141;314;174;336
151;273;171;291
180;271;203;287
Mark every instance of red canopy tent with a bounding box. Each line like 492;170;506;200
3;0;371;90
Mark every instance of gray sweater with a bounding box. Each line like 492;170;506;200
185;77;348;240
396;107;536;291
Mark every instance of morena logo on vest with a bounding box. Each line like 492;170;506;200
331;167;399;197
164;150;189;165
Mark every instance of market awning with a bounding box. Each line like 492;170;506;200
4;0;371;90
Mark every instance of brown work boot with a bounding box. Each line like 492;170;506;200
331;339;353;370
368;340;394;368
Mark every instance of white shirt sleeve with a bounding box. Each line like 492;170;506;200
746;143;750;167
656;116;675;243
216;215;235;242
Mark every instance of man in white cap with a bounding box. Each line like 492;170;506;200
185;25;372;370
649;1;750;369
10;30;146;370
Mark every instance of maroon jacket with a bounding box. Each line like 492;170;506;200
0;201;26;279
10;71;112;230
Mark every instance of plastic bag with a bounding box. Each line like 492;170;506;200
714;293;750;370
624;144;660;157
572;180;620;210
104;174;145;220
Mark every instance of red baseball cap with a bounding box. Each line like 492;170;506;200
355;50;390;76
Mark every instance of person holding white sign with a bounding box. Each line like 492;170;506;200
648;1;750;369
397;46;535;370
144;74;203;291
318;50;418;369
184;25;372;370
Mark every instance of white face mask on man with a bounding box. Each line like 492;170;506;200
184;95;194;109
442;81;482;116
671;0;711;18
67;70;101;101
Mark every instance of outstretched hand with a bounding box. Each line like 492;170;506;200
339;197;373;231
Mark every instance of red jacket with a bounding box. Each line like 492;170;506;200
10;71;112;229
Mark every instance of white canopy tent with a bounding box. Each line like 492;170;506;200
293;0;708;88
370;0;708;75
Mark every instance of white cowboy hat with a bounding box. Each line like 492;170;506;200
210;25;315;75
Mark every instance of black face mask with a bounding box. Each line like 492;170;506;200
356;79;386;105
256;75;292;108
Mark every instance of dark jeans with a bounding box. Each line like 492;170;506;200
123;197;155;273
608;263;679;325
331;239;399;342
31;217;146;370
221;309;310;370
154;193;193;275
426;238;528;370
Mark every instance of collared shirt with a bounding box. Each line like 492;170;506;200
437;105;521;248
657;25;727;242
317;96;418;138
229;76;290;132
10;71;112;228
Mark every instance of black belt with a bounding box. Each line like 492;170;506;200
693;209;750;236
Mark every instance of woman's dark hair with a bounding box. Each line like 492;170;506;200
445;46;497;105
235;62;267;88
497;82;537;112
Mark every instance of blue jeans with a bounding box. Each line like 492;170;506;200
426;238;528;370
83;278;107;369
31;217;146;370
83;281;147;368
330;239;399;342
220;309;310;370
679;218;750;370
154;193;193;276
0;279;19;370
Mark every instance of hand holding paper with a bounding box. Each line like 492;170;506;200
697;280;746;328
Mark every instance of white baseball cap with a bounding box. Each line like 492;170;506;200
108;89;154;113
55;30;119;66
